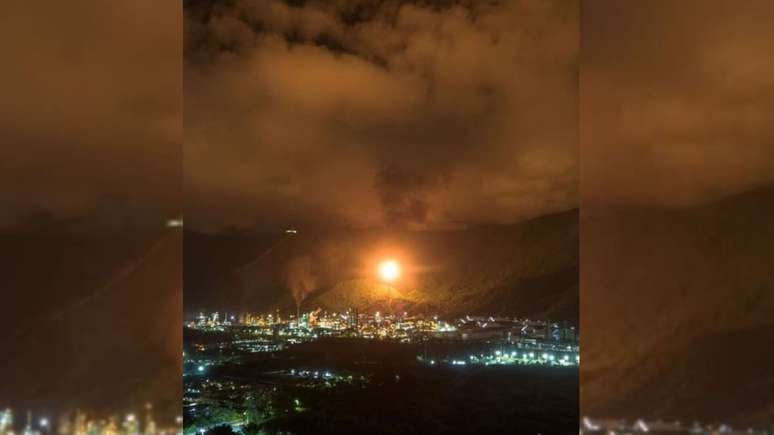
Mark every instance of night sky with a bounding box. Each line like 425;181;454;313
184;0;579;232
1;1;181;232
582;0;774;211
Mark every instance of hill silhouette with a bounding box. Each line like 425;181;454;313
581;185;774;425
1;230;182;421
185;209;578;322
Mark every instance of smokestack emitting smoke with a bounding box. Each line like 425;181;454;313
285;257;318;318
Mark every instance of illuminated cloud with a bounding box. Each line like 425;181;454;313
184;0;579;231
0;1;181;231
581;0;774;212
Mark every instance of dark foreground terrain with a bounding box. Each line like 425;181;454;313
187;338;578;435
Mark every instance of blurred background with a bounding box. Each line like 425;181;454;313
0;0;182;427
581;0;774;427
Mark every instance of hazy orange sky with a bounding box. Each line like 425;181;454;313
184;0;579;232
3;1;772;232
0;1;181;232
582;0;774;213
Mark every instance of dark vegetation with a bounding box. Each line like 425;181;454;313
193;338;579;435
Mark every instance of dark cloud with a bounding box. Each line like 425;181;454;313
581;0;774;212
184;0;579;232
0;1;182;232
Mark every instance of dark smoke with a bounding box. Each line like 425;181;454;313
374;165;451;227
183;0;579;231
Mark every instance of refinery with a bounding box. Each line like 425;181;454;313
184;309;579;377
183;309;579;434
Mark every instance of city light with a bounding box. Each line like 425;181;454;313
0;406;180;435
577;416;767;434
377;259;400;282
184;308;581;434
185;309;580;380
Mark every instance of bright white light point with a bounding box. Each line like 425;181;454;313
378;259;400;282
40;418;49;428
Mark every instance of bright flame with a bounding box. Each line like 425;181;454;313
378;259;400;282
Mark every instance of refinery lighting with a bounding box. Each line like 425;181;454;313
377;259;400;282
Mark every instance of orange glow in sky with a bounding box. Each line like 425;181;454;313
377;259;400;282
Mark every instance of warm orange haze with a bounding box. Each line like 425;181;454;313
581;0;774;431
6;0;771;434
183;0;579;433
1;0;182;428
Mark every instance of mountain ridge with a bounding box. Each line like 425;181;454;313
581;185;774;424
185;209;579;321
1;230;182;421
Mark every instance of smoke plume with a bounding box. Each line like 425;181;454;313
285;256;319;310
184;0;579;232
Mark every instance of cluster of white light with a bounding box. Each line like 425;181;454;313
580;417;762;435
431;349;579;368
